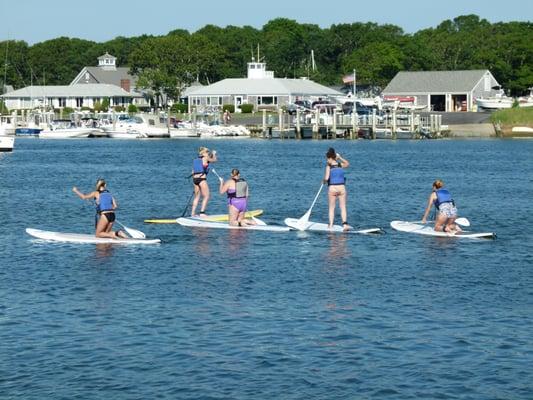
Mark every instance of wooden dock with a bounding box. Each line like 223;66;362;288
249;109;443;140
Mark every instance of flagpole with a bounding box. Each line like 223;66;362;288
353;69;356;98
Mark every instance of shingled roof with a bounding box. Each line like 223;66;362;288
383;70;489;93
187;78;341;97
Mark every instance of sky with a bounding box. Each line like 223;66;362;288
0;0;531;44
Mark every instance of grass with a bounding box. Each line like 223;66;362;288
490;107;533;126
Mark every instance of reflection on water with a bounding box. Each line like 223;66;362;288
325;233;351;262
94;243;115;259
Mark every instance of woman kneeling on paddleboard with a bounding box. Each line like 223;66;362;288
191;146;218;217
421;179;462;234
323;148;351;231
72;179;127;239
219;169;257;227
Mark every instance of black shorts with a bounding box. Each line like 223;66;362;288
101;212;116;222
193;177;206;186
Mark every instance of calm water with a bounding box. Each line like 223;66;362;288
1;137;532;399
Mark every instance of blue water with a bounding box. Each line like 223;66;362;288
1;138;532;399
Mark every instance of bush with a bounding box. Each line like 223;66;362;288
0;100;8;114
222;104;235;113
170;103;188;113
239;104;254;113
101;97;110;111
128;104;138;114
114;105;125;112
62;107;74;115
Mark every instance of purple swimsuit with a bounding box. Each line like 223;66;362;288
227;189;248;212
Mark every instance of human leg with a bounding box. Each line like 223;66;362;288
338;189;351;231
328;190;337;228
191;184;201;216
199;181;210;214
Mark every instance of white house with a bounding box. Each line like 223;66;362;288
383;70;502;112
0;84;132;110
187;60;341;112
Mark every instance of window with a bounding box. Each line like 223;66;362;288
76;97;83;107
258;96;277;105
58;98;66;107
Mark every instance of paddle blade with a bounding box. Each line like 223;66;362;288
123;226;146;239
455;217;470;227
251;217;267;226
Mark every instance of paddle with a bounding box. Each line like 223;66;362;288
293;183;324;231
115;220;146;239
180;191;195;217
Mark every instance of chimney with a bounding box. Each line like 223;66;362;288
120;79;131;93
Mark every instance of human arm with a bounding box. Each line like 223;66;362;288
322;164;331;184
72;187;97;200
207;150;217;163
336;153;349;168
421;192;436;223
219;178;229;194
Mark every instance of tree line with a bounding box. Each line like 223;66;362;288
1;15;531;102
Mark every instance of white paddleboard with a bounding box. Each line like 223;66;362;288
284;218;382;234
26;228;161;244
390;221;495;239
176;217;291;232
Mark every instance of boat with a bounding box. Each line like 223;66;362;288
0;135;14;152
476;90;514;110
26;228;161;244
284;218;382;234
390;221;495;239
39;120;94;139
374;127;392;139
176;217;291;232
518;87;533;108
144;209;263;224
102;115;169;138
15;127;42;136
106;130;143;139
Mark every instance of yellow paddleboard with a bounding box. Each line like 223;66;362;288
144;209;263;224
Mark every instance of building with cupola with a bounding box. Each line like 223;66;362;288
186;58;341;113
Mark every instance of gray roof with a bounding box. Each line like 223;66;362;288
187;78;342;97
71;66;137;87
98;52;116;60
1;84;132;98
383;70;490;93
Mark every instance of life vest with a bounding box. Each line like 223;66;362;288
434;188;453;209
328;163;345;185
96;190;113;212
227;178;248;198
192;157;209;175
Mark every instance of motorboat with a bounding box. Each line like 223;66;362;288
39;120;94;139
0;135;15;151
518;88;533;108
169;121;200;138
101;115;169;138
476;90;514;110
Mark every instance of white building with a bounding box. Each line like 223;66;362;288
0;84;132;110
383;70;502;112
71;52;148;108
187;60;341;112
0;53;149;111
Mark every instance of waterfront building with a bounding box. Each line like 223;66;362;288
0;84;132;110
383;70;502;112
71;52;149;108
186;60;341;113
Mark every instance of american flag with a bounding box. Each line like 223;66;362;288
342;72;356;84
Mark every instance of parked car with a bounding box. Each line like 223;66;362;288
342;101;374;115
286;100;312;115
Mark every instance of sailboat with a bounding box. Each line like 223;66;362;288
1;39;15;151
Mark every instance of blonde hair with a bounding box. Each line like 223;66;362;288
198;146;209;155
96;179;106;192
433;179;444;189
